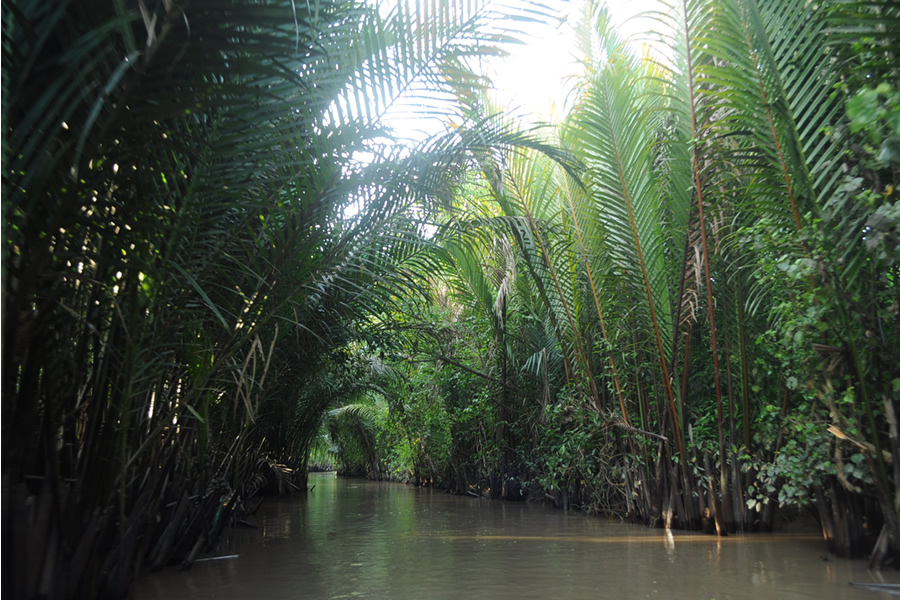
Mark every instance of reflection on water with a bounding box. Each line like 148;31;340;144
135;472;900;600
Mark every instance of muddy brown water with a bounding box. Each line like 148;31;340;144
134;472;900;599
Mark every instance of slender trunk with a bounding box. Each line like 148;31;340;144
679;325;693;444
679;0;728;534
814;483;837;553
704;451;727;536
722;304;737;448
731;450;746;532
668;454;688;529
736;276;752;448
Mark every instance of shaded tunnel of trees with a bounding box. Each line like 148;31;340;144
2;0;899;598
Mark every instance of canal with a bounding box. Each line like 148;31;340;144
135;472;900;599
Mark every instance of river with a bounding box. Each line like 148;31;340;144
134;472;900;599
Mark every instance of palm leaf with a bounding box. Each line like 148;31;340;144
564;5;681;441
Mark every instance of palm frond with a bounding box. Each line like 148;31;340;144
564;4;679;434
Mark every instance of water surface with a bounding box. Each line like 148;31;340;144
135;472;900;599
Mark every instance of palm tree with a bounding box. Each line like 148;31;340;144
451;0;899;552
2;0;560;596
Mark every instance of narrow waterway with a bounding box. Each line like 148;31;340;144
135;472;900;599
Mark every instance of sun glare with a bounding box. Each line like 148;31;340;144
491;0;667;122
377;0;668;143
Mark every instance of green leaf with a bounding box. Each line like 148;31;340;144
877;136;900;163
847;88;881;134
184;404;207;424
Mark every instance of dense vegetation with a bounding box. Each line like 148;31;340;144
3;0;898;597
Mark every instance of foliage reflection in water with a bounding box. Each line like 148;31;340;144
135;473;900;600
